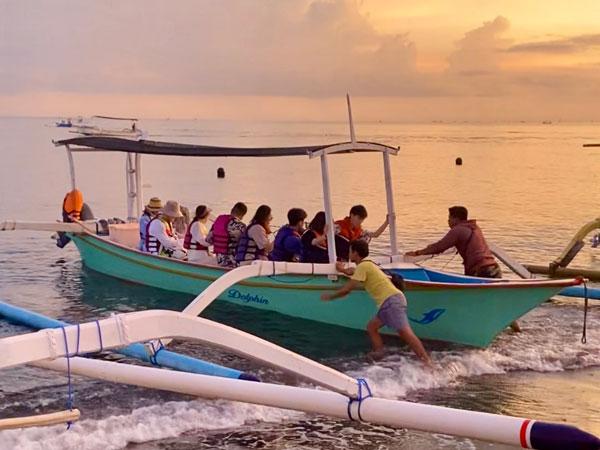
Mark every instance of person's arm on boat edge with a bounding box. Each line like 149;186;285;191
368;214;390;239
321;262;358;301
406;227;459;257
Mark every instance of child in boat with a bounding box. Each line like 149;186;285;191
321;240;431;366
184;205;215;264
207;202;248;268
334;205;388;261
269;208;307;262
236;205;274;265
301;211;329;263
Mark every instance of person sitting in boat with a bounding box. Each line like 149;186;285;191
405;206;521;332
301;211;329;264
235;205;274;265
173;205;191;236
334;205;389;261
184;205;215;264
207;202;248;267
56;189;95;248
269;208;307;262
321;240;432;366
137;197;162;251
145;200;186;258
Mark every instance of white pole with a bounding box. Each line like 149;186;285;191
125;153;135;221
33;358;599;449
382;151;398;255
135;153;142;218
65;145;76;190
346;94;356;144
320;154;337;264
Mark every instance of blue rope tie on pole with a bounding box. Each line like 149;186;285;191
60;324;80;429
346;378;373;421
149;339;165;366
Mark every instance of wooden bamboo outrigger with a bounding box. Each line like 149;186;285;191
0;409;81;431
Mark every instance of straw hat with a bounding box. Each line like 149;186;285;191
145;197;163;213
162;200;184;218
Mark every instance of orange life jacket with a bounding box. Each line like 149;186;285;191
335;216;363;242
62;189;83;221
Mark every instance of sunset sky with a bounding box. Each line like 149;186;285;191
2;0;600;122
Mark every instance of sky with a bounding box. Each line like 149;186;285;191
1;0;600;122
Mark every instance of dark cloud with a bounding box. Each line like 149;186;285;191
508;34;600;53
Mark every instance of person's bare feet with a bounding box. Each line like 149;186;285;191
366;349;385;362
510;321;522;332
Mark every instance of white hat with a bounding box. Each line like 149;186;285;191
162;200;184;218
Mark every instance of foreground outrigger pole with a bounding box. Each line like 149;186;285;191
0;310;598;449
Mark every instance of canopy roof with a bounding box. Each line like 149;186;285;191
54;136;397;158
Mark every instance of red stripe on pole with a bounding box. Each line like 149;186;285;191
520;420;530;448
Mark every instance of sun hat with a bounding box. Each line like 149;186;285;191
162;200;184;218
195;205;212;220
145;197;163;212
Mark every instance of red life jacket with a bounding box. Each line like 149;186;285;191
145;216;174;255
211;214;233;255
183;219;209;251
335;216;363;242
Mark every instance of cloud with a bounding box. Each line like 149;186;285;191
0;0;426;97
507;34;600;54
447;16;511;76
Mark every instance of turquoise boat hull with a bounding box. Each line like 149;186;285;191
71;234;579;348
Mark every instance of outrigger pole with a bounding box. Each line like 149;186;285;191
1;310;598;449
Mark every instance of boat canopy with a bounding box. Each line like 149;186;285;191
54;136;397;158
92;115;139;121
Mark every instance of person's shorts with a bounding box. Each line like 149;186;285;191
376;294;409;331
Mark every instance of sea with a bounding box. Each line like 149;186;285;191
0;117;598;449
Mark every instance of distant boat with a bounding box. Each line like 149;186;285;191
542;120;552;125
55;119;72;128
70;115;143;138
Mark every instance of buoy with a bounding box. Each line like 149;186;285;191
455;157;462;166
217;167;225;178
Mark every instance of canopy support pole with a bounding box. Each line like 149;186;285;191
125;153;138;222
135;153;142;218
321;154;337;264
383;151;398;255
65;144;77;190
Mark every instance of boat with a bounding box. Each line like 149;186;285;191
11;98;576;349
70;115;143;139
55;118;73;127
0;308;598;449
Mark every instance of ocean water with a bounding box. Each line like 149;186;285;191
0;117;599;449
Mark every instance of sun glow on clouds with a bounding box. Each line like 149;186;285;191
1;0;600;121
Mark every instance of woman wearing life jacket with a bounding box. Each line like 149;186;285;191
270;208;307;262
235;205;273;265
207;202;248;268
145;200;184;257
301;211;330;264
184;205;215;264
138;197;162;250
334;204;389;261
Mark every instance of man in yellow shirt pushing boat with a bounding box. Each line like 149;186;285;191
321;240;432;366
